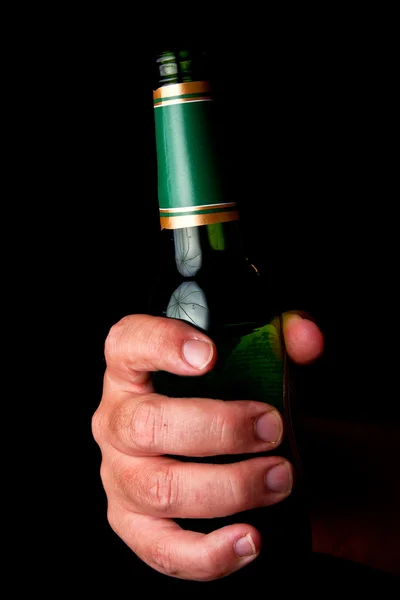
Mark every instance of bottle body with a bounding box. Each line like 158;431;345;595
149;50;311;574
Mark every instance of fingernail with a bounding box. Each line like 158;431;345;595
265;462;293;493
255;410;282;443
234;534;257;558
182;339;213;370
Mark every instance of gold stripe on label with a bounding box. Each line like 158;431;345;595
160;202;237;213
160;210;239;229
153;81;211;100
154;97;213;108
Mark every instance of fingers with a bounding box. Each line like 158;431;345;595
104;314;216;392
108;455;293;519
103;312;325;394
108;510;262;581
283;312;324;364
98;392;283;457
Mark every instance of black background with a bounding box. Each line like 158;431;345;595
19;15;398;591
69;41;339;585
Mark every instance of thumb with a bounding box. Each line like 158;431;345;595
282;311;324;365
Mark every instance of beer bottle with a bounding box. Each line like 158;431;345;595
149;48;312;576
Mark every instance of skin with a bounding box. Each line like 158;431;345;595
92;312;324;581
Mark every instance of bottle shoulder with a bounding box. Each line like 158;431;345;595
151;256;276;328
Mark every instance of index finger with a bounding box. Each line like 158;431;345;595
104;314;216;393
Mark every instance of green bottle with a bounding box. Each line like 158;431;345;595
149;49;312;575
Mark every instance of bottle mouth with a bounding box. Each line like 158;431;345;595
154;49;211;88
156;51;179;85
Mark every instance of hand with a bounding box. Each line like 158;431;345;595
92;313;323;581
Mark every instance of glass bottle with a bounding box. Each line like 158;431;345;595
149;48;312;576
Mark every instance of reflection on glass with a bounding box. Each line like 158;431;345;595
207;223;225;250
166;281;210;330
174;227;202;276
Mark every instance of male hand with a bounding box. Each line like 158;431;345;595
92;313;323;581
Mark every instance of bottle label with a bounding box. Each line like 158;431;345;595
218;323;284;411
153;81;239;230
153;321;284;413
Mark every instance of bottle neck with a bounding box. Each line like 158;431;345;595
155;49;209;87
153;49;240;233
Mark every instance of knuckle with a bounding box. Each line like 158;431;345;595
104;315;181;368
108;397;165;453
115;460;137;501
104;317;128;361
147;318;178;357
145;465;178;514
113;458;179;516
148;537;178;577
91;407;108;446
108;402;132;445
211;411;236;451
100;460;108;488
224;465;248;508
129;398;164;453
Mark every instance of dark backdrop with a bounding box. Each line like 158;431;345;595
27;31;397;590
73;44;340;584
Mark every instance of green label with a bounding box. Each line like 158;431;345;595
153;81;238;229
218;323;284;411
